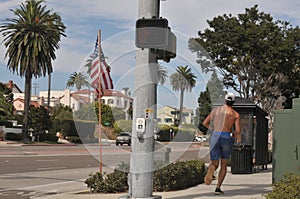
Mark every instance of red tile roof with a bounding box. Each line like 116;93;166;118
70;93;90;104
71;89;93;95
14;98;40;108
102;89;133;100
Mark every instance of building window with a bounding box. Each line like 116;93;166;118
108;99;114;105
171;110;180;115
164;118;172;123
182;112;189;117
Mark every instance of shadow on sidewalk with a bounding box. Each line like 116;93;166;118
164;183;270;199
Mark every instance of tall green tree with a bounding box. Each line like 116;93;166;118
74;101;116;127
0;0;66;140
51;105;73;136
0;83;14;105
0;91;13;117
66;72;90;90
170;65;197;126
0;83;13;118
195;71;225;133
273;27;300;108
73;102;97;121
28;105;51;134
196;88;211;134
206;71;226;103
189;5;300;114
94;102;115;126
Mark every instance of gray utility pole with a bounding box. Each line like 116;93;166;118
120;0;161;199
32;83;39;97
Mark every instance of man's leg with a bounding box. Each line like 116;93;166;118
204;160;219;185
216;158;228;189
206;134;221;185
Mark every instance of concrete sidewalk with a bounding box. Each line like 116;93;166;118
51;166;272;199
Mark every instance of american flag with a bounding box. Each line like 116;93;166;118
90;35;114;97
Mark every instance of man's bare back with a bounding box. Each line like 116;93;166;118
203;104;241;134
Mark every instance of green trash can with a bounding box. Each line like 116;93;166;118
231;144;253;174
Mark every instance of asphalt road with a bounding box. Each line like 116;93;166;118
0;142;209;173
0;142;209;198
0;155;99;174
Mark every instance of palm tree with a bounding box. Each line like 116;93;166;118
47;73;51;108
157;63;168;85
66;72;90;90
0;0;66;141
84;54;93;75
170;65;197;126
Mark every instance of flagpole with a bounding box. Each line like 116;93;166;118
97;29;103;174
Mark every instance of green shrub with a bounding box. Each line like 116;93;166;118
45;133;58;142
264;173;300;199
74;120;96;140
0;121;13;127
66;136;82;143
171;129;195;142
157;125;177;141
37;133;46;141
5;132;22;140
156;125;196;142
153;159;205;191
85;162;129;193
85;160;206;193
113;120;132;134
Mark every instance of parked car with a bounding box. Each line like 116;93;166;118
116;132;131;146
193;135;207;142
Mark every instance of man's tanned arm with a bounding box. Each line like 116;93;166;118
234;114;241;142
203;112;212;129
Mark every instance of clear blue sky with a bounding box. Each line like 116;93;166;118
0;0;299;110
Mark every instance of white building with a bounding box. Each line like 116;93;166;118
101;89;133;120
102;89;132;110
8;80;132;119
70;89;94;111
157;105;194;125
39;89;71;107
39;88;133;113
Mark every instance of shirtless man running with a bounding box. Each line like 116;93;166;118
202;92;241;195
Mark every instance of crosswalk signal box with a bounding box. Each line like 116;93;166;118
136;18;169;49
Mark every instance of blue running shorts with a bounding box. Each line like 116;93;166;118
209;132;233;160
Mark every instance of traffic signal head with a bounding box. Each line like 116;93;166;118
155;29;176;62
136;18;169;49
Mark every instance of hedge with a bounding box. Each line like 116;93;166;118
85;160;206;193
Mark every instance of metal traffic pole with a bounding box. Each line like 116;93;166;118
119;0;161;198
